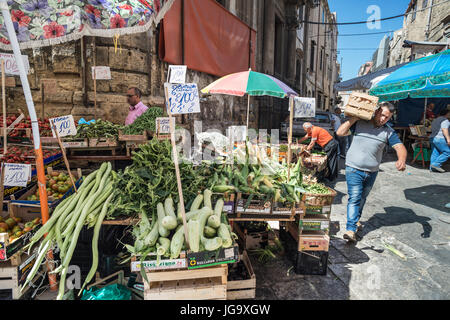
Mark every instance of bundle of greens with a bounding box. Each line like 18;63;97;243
121;107;164;135
67;119;121;140
107;138;209;219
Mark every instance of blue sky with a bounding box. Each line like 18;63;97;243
328;0;411;81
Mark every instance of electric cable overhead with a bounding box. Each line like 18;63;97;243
301;0;450;25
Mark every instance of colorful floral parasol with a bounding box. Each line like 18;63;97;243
0;0;175;50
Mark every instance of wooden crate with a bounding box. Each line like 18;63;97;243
301;187;337;207
227;251;256;300
118;130;148;142
344;92;379;120
144;264;227;300
89;137;119;147
0;251;37;300
61;139;89;148
235;193;272;215
287;222;330;252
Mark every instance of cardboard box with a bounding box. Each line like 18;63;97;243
187;243;239;269
212;192;235;215
344;92;379;121
303;205;332;215
299;219;330;232
10;168;82;209
131;251;187;272
299;234;330;251
235;193;271;215
0;225;41;261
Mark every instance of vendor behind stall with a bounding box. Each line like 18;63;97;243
298;122;339;182
420;102;436;125
125;87;148;125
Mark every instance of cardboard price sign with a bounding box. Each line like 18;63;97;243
291;97;316;118
168;65;187;84
156;117;175;135
164;83;201;115
0;53;30;75
92;66;111;80
50;115;77;138
3;163;31;187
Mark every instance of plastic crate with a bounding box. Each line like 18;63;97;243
294;250;328;275
413;147;431;162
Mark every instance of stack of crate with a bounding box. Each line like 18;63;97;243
286;187;337;275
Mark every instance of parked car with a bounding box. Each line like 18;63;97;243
280;111;335;139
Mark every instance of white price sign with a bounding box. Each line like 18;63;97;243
0;53;30;75
156;117;175;134
92;66;111;80
227;126;247;142
50;115;77;138
3;163;31;187
291;97;316;118
164;83;201;115
168;65;187;84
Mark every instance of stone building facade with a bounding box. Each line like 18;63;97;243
301;0;339;112
389;0;450;66
3;0;336;134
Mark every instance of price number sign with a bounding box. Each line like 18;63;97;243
168;65;187;84
0;53;30;75
292;97;316;118
49;115;77;138
3;163;31;187
156;117;175;135
164;83;201;115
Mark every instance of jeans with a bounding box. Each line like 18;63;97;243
345;166;378;232
430;137;450;169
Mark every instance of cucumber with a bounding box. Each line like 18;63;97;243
161;216;178;230
204;189;213;210
204;225;217;238
207;215;221;229
190;194;203;211
157;203;170;237
200;236;223;251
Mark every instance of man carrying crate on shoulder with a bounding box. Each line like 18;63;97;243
336;102;407;242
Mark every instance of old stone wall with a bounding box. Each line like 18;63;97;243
1;27;256;135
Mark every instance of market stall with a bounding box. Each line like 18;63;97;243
0;3;339;301
369;49;450;168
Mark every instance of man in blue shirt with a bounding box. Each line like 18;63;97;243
336;102;407;242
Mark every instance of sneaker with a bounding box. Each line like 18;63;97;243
343;230;357;242
430;165;445;173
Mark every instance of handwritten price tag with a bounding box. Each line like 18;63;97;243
49;115;77;138
164;83;201;115
168;65;187;84
92;66;111;80
0;53;30;75
3;163;31;187
156;117;175;134
291;97;316;118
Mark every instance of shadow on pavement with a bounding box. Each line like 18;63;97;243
359;206;433;239
404;185;450;214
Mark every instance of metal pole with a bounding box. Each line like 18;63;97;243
423;97;428;125
0;0;57;291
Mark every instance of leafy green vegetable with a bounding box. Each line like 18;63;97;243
122;107;164;135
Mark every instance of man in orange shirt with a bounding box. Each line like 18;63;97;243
298;122;339;181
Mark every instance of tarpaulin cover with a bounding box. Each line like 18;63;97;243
395;97;450;126
159;0;256;77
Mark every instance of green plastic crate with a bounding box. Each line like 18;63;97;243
413;147;431;161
